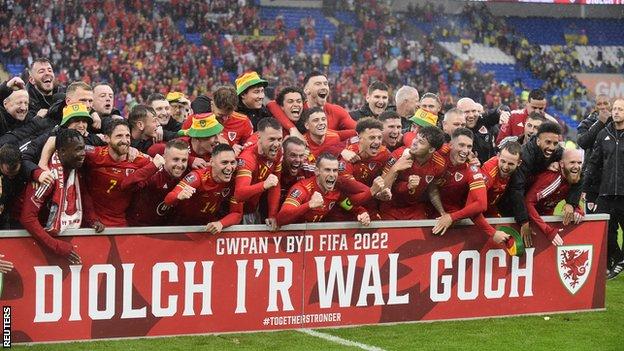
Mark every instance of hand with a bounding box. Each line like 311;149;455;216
309;191;324;209
36;109;48;118
38;170;55;185
562;204;574;226
177;184;196;200
68;249;82;265
154;125;164;142
499;110;510;125
375;188;392;201
547;162;560;172
263;174;279;189
598;109;611;124
552;232;564;246
92;220;105;233
370;176;385;196
127;147;139;162
392;154;414;172
340;149;360;163
289;128;306;144
90;112;102;130
573;210;584;224
357;212;371;226
0;254;14;274
152;154;165;168
521;222;534;247
407;175;420;190
493;230;510;245
192;157;208;169
432;213;453;236
7;76;25;90
468;152;481;167
205;221;224;235
265;217;278;231
233;144;244;157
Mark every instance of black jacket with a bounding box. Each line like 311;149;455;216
0;166;28;229
26;82;61;120
237;101;273;131
349;104;377;121
583;122;624;198
471;109;501;164
0;99;65;147
0;107;33;137
499;135;582;224
577;111;611;166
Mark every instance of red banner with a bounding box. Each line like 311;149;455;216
0;215;607;344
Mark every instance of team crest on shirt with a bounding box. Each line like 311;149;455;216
425;175;434;184
222;187;230;197
328;201;335;210
478;125;488;134
368;162;377;171
228;131;237;141
454;172;463;182
125;169;135;176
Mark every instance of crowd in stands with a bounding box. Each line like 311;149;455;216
1;1;624;280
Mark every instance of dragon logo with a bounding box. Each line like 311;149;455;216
557;245;592;295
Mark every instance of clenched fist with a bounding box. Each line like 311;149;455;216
309;191;324;209
263;174;279;189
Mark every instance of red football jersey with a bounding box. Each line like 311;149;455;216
125;163;186;226
235;144;283;216
304;130;343;158
164;166;242;226
218;111;253;146
481;156;511;217
84;146;152;227
438;152;487;218
280;161;315;202
340;143;392;186
496;109;528;144
278;177;343;225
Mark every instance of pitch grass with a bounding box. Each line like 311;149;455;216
13;278;623;350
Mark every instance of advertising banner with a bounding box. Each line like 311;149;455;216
0;215;608;344
575;73;624;99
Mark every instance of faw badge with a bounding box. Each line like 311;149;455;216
557;245;592;295
454;172;463;182
425;175;434;184
228;131;237;141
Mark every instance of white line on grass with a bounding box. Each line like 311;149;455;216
297;329;386;351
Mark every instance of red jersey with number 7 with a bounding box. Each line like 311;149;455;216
83;145;152;227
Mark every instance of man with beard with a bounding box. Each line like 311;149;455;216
381;126;447;220
20;129;104;262
481;141;522;217
1;89;30;135
0;81;94;146
431;128;487;236
394;85;419;132
235;71;273;130
496;89;558;144
128;105;161;153
339;118;393;219
164;144;242;233
26;58;62;120
498;122;581;247
350;81;390;121
525;149;584;247
442;108;466;142
457;97;500;164
270;87;305;139
93;83;123;133
280;137;315;201
235;117;283;229
199;86;252;154
149;114;223;169
277;153;371;226
83;119;152;227
302;107;344;158
379;111;404;152
126;139;190;226
584;99;624;278
498;112;546;147
148;93;181;137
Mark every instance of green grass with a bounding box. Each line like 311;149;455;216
14;278;624;350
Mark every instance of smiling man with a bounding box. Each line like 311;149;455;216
26;58;62;119
481;141;522;217
350;81;390;120
164;143;242;233
236;71;273;130
1;89;30;135
302;107;343;158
